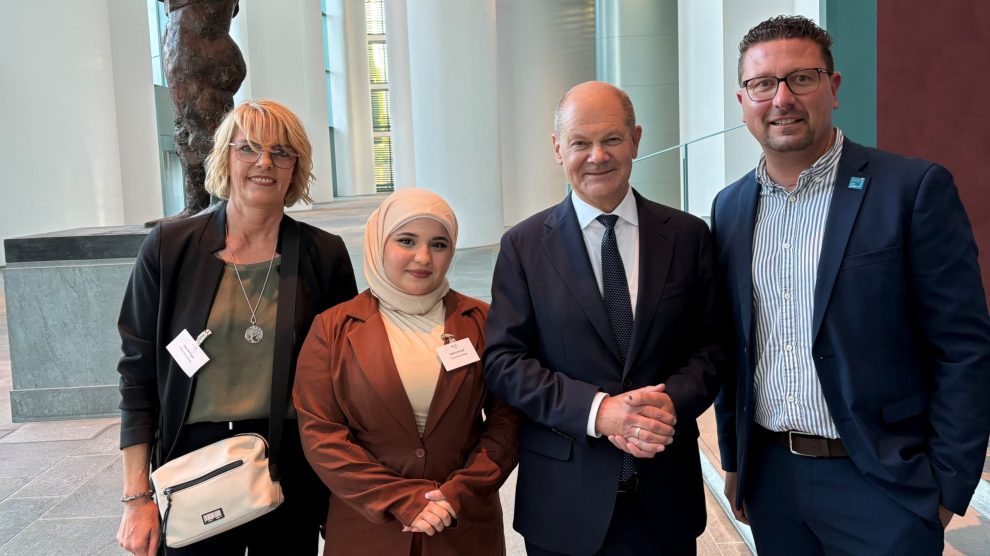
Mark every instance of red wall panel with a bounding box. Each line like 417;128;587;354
877;1;990;303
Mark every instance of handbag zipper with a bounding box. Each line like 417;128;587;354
160;459;244;542
163;459;244;497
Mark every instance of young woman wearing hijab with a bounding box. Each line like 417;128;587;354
294;189;520;556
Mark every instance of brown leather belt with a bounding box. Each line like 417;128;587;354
762;427;849;458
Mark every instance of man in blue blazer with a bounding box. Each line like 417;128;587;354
713;15;990;555
485;81;722;555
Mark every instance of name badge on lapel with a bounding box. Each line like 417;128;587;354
166;329;212;377
436;334;480;372
848;177;865;190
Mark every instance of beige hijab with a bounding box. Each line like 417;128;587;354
363;188;458;315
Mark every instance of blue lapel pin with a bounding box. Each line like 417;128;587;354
848;177;865;190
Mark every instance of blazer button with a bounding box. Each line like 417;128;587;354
415;448;426;458
623;378;633;388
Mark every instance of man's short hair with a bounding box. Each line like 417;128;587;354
553;83;636;135
738;15;834;85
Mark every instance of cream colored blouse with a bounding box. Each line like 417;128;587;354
379;301;444;435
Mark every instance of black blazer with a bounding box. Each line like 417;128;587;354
117;203;357;464
484;190;723;554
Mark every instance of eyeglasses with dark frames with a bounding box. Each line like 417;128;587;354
741;68;832;102
228;142;299;169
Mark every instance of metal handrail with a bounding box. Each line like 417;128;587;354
633;123;746;163
632;123;747;213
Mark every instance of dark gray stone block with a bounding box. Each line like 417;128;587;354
9;387;121;422
3;226;149;264
5;258;133;421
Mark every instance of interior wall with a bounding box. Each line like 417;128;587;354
385;0;417;191
233;0;334;205
497;0;596;226
826;0;877;147
0;0;160;266
678;0;730;217
877;1;990;303
109;0;165;225
599;0;681;209
405;0;504;248
678;0;818;219
323;0;376;197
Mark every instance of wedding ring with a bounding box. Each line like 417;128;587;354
634;426;641;439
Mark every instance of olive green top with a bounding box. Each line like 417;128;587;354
186;256;293;424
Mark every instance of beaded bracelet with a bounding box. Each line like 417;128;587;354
120;489;155;503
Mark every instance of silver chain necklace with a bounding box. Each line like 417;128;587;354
226;228;278;344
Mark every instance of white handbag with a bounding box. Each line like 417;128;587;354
151;433;284;548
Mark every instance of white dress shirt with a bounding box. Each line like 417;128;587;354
570;188;640;436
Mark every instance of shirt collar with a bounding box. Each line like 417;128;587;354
571;186;639;230
756;127;845;191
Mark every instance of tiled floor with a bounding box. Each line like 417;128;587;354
1;194;986;554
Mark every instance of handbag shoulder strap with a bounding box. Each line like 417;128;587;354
268;217;301;480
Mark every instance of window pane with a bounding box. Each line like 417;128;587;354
371;90;391;133
146;0;168;86
373;136;394;192
367;42;389;84
365;0;386;35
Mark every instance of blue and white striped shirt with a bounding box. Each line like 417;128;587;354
751;128;845;438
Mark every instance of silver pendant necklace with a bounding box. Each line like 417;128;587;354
227;227;277;344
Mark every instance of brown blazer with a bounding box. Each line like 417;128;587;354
294;290;520;556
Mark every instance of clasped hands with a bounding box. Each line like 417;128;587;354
596;384;677;458
402;489;457;536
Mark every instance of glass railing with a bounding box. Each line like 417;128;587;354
631;124;756;220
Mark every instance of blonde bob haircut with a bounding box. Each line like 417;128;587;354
205;99;314;207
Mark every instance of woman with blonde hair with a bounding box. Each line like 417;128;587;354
294;188;520;555
116;99;357;555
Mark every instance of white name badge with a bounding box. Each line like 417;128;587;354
436;338;480;372
166;329;211;377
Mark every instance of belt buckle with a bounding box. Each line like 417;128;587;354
787;431;818;458
618;475;638;494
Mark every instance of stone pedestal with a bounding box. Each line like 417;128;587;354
4;227;148;421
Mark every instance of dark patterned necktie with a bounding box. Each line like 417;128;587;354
596;214;637;481
597;215;633;358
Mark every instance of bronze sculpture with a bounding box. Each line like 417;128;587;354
160;0;246;217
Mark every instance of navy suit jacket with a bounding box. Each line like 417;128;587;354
484;190;723;554
712;138;990;520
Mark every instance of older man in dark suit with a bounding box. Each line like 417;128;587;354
484;81;723;555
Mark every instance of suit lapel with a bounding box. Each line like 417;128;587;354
541;196;623;362
625;193;673;376
423;292;472;438
183;205;228;333
735;175;759;352
347;308;421;438
812;140;870;340
165;206;227;461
